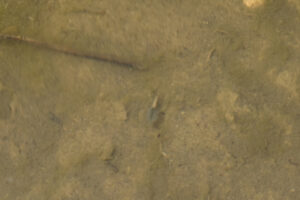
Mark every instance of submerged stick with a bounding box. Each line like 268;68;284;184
0;34;135;68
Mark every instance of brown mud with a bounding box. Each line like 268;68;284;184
0;0;300;199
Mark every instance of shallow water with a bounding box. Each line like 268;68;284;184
0;0;300;199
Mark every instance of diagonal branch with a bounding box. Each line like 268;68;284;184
0;34;135;69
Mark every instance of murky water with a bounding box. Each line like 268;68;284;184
0;0;300;199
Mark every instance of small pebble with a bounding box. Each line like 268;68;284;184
243;0;265;8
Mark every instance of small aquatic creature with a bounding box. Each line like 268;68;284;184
147;95;164;127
